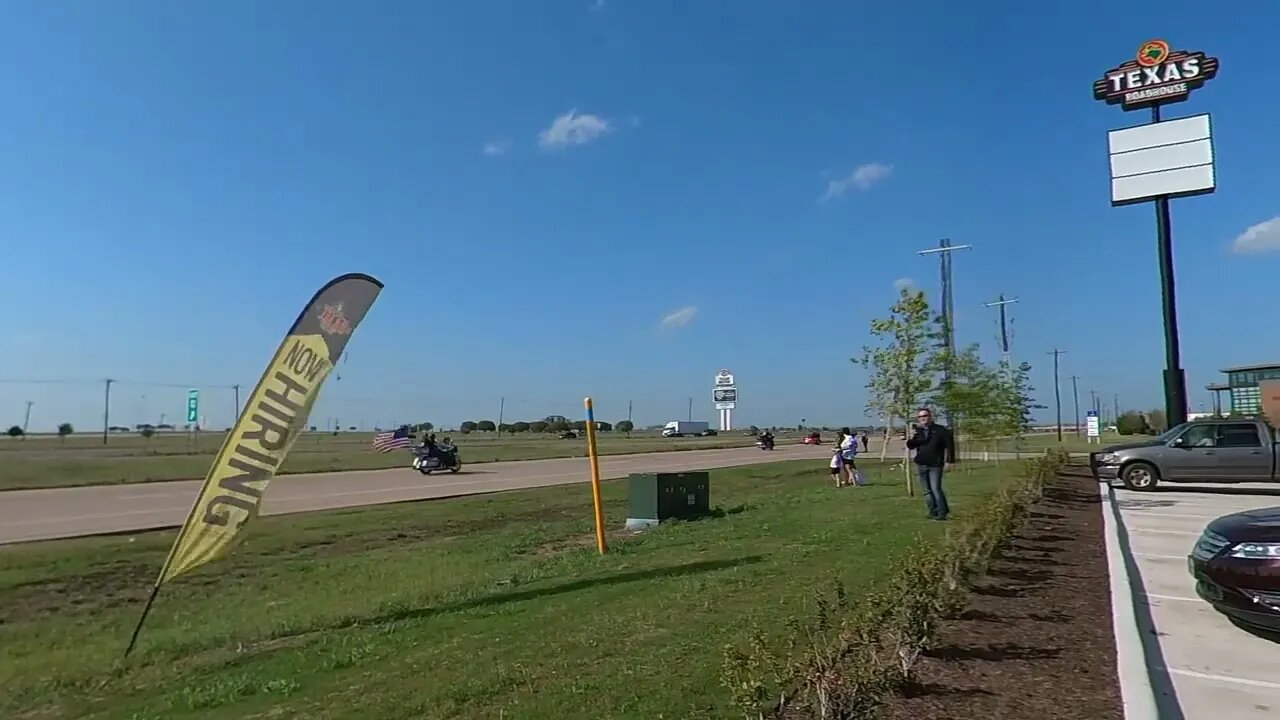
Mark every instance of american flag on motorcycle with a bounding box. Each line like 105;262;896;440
372;427;413;453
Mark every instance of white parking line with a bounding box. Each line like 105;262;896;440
1129;527;1199;537
1142;592;1200;603
1168;668;1280;691
1121;511;1221;521
1133;552;1190;561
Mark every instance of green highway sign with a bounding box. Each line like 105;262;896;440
187;389;199;424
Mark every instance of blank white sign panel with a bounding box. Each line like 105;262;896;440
1107;114;1215;206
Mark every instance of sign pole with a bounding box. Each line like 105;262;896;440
1151;104;1188;426
583;397;607;555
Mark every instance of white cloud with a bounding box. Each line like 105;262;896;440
819;162;894;203
892;278;917;294
538;109;612;150
660;305;698;330
1231;217;1280;254
482;139;512;156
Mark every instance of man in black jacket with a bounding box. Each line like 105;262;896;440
905;407;955;520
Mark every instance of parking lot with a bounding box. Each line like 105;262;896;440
1110;482;1280;718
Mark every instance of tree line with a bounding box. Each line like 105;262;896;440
853;287;1041;457
405;420;636;435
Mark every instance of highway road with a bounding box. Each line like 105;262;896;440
0;444;839;545
0;445;1050;545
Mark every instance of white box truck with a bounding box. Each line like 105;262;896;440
663;420;711;438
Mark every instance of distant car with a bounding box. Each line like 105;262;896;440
803;432;822;445
559;430;578;439
699;429;718;437
1189;508;1280;634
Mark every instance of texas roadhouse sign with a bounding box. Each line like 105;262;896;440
1093;39;1219;111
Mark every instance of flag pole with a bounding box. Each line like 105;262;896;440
124;583;163;657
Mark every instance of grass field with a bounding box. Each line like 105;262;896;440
0;457;1020;719
0;431;770;491
991;431;1128;454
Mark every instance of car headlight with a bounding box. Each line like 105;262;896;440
1228;543;1280;559
1097;452;1120;464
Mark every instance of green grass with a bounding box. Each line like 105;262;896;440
988;432;1126;454
0;431;771;491
0;458;1020;719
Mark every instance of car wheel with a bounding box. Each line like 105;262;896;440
1121;462;1159;491
450;462;462;474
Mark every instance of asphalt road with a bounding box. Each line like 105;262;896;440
0;444;838;545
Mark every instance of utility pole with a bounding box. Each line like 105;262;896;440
687;397;693;422
23;401;33;434
233;384;241;421
497;396;505;437
1047;350;1066;442
102;378;114;445
983;294;1020;364
918;238;973;454
1070;375;1081;437
627;400;633;424
1114;394;1121;423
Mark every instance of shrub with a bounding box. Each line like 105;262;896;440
6;425;23;438
476;420;496;432
722;451;1068;718
1116;411;1148;436
529;421;548;434
615;420;634;435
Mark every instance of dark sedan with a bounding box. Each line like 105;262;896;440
1188;507;1280;633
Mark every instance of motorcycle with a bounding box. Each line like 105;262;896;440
756;435;775;451
411;441;462;475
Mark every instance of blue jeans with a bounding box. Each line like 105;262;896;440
916;464;949;519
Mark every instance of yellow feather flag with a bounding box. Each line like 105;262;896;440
126;273;382;655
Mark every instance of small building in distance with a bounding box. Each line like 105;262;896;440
1207;363;1280;416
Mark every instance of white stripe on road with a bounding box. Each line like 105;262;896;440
1129;528;1199;537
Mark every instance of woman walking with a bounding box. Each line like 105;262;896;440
839;426;862;486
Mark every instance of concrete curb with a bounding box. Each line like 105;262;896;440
1098;480;1162;719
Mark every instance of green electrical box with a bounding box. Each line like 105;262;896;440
626;471;711;530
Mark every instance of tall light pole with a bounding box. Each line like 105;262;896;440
918;239;973;453
102;378;114;445
983;295;1020;365
1047;349;1066;442
1070;375;1082;436
22;401;33;434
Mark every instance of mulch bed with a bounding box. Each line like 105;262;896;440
877;470;1124;720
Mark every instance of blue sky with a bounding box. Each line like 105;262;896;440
3;1;1279;432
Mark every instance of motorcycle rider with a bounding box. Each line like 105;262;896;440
758;429;775;450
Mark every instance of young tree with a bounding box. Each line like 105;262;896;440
57;422;74;443
853;288;939;475
476;420;496;432
928;343;1004;456
615;420;634;436
992;360;1041;447
1146;409;1168;434
1116;411;1148;436
6;425;23;438
459;421;478;434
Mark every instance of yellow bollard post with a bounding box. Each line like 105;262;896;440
584;397;607;555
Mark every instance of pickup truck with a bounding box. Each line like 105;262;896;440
1091;418;1279;491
